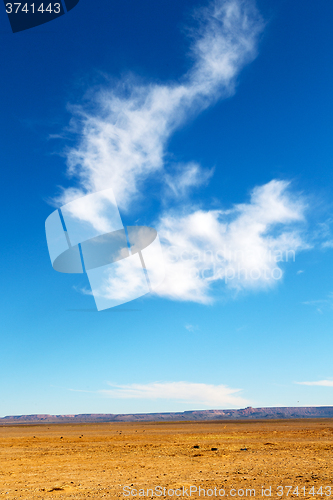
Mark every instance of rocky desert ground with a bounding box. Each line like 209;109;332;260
0;419;332;499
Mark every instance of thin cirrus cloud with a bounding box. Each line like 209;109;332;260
302;292;333;314
295;380;333;387
98;381;250;407
164;163;214;199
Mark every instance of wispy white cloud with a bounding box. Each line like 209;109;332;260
302;292;333;314
295;380;333;387
57;0;263;211
99;381;250;407
322;240;333;249
185;324;199;332
155;180;307;303
164;163;214;199
311;218;333;249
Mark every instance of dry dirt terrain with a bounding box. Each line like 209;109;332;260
0;419;332;499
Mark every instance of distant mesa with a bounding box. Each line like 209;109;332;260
1;406;333;425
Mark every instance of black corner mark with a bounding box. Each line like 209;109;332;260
63;0;79;12
3;0;80;33
4;1;65;33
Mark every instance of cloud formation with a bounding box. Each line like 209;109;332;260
55;0;309;305
99;381;250;407
156;180;307;303
58;0;263;210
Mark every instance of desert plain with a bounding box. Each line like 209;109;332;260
0;419;332;499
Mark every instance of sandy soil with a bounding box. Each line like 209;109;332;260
0;419;332;499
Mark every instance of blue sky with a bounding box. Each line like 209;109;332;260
1;0;333;417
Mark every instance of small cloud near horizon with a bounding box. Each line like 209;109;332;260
96;381;250;407
295;380;333;387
